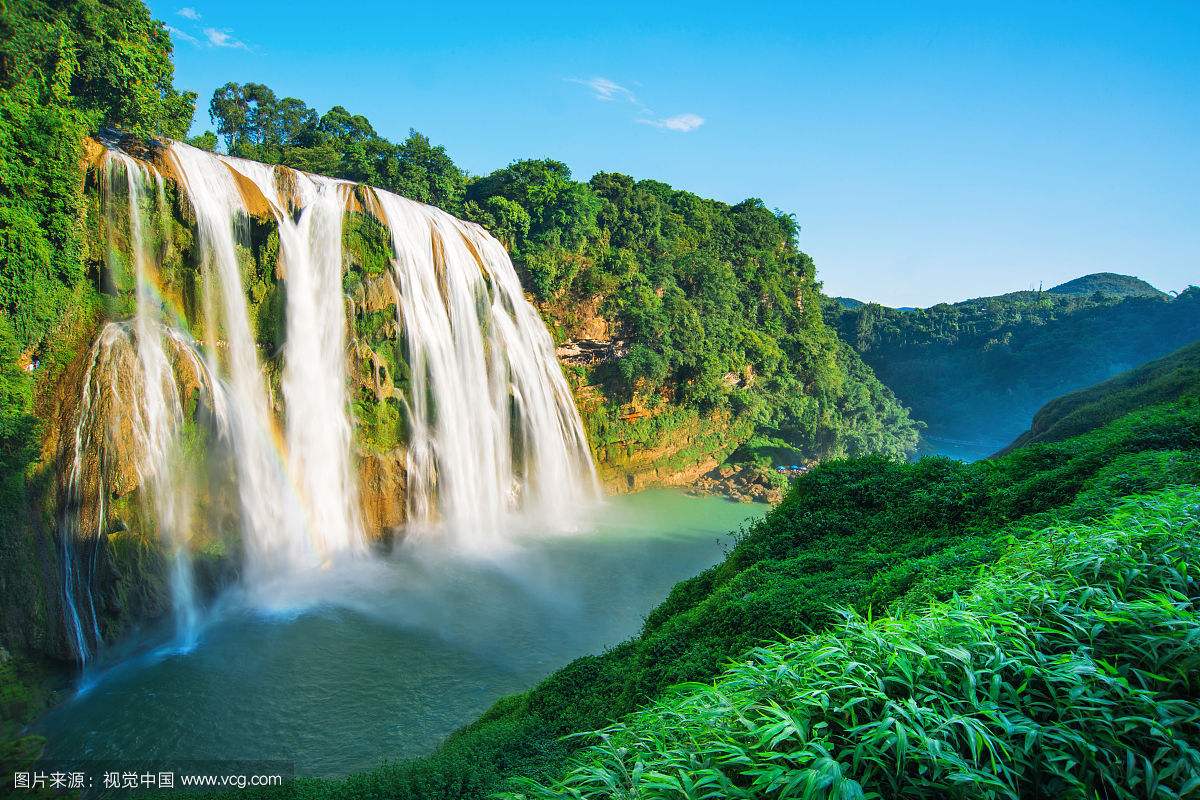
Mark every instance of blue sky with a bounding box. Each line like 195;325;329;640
154;1;1198;307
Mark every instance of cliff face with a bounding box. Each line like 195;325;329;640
541;296;752;493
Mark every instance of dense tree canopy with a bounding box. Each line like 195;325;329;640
461;157;916;458
0;0;198;532
0;0;194;353
204;82;468;211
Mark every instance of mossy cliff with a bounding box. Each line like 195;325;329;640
3;135;921;674
3;143;411;664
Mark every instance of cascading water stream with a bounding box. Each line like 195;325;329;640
372;190;598;543
107;152;202;648
220;159;366;560
59;330;111;664
166;143;311;579
58;153;221;662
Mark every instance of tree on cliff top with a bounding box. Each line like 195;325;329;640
207;82;468;212
0;0;195;352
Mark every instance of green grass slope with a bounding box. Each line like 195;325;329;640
513;484;1200;799
1003;340;1200;453
212;396;1200;800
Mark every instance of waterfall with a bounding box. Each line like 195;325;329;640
110;152;206;648
168;142;367;575
168;141;594;554
218;159;366;559
59;154;206;662
62;140;598;658
373;190;598;542
59;329;111;664
167;143;313;578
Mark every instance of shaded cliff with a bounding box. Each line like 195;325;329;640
1002;340;1200;453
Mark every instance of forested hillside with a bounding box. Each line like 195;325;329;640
826;278;1200;456
1047;271;1167;298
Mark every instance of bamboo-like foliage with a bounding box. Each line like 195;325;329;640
507;488;1200;799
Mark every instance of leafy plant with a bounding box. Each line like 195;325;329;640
509;486;1200;799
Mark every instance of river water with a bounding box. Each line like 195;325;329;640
36;490;759;776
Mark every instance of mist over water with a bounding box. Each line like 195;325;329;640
40;492;759;776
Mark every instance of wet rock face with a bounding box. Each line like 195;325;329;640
555;339;629;367
357;448;407;545
44;322;239;659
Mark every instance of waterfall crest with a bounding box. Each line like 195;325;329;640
373;190;598;542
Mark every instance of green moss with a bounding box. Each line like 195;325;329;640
342;210;394;291
0;653;57;792
353;389;407;453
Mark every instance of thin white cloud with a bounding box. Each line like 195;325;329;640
567;76;705;132
166;24;201;46
204;27;249;50
178;6;201;19
568;77;639;104
638;113;706;133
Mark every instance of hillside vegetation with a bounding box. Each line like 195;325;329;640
1004;340;1200;452
213;392;1200;799
826;277;1200;453
512;484;1200;799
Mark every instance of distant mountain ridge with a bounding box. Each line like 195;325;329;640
1048;272;1167;299
838;273;1166;312
825;273;1200;453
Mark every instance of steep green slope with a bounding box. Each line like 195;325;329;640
826;280;1200;452
1004;340;1200;452
217;396;1200;799
513;484;1200;799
